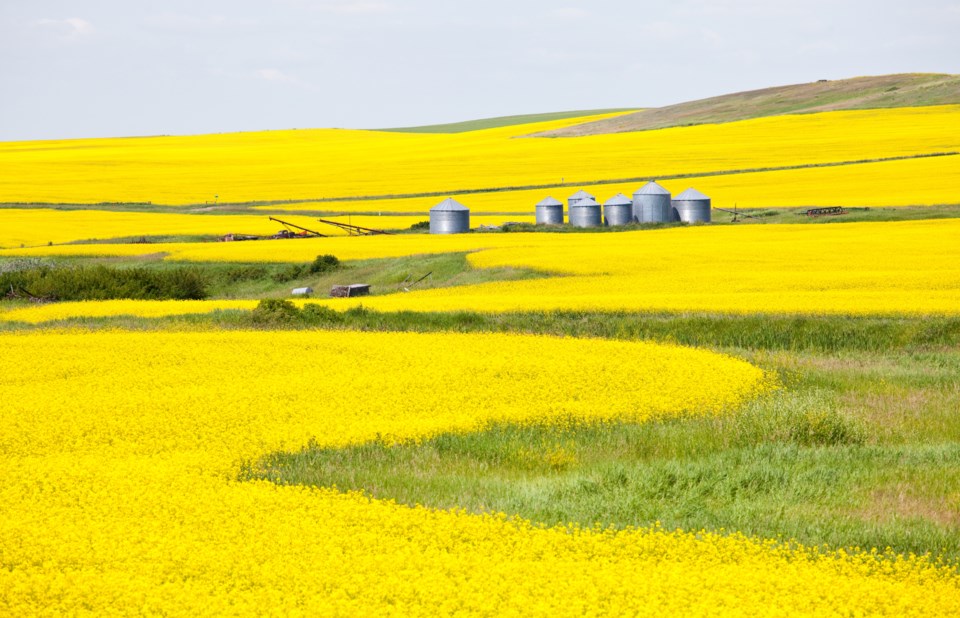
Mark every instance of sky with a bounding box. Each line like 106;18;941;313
1;0;958;140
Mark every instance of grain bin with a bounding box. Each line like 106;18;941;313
430;198;470;234
603;193;634;226
535;196;564;225
633;181;673;223
568;189;596;209
569;197;602;228
672;188;712;223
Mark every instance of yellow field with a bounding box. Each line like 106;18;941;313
0;208;530;249
4;329;958;616
4;219;960;322
6;95;960;618
1;106;958;207
256;153;960;214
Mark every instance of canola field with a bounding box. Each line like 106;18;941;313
0;208;531;249
1;105;958;209
4;101;960;616
4;330;960;616
254;153;960;214
5;218;960;323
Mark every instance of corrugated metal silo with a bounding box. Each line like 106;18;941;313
535;196;564;225
430;198;471;234
672;188;712;224
633;181;673;223
569;197;602;228
568;189;596;209
603;193;634;226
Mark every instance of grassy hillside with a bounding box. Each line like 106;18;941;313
378;109;637;133
534;73;960;136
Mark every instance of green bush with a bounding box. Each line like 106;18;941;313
0;264;207;301
270;264;307;283
250;298;301;325
344;305;370;319
222;265;268;284
308;254;340;274
301;303;345;324
409;221;430;231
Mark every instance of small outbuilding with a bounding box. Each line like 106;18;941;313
330;284;370;298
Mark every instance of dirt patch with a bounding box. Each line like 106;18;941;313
857;484;960;528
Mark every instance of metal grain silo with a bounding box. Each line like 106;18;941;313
430;198;470;234
568;189;596;209
603;193;634;226
535;196;564;225
633;181;673;223
672;188;712;224
569;197;601;228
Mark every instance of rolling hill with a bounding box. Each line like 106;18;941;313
530;73;960;137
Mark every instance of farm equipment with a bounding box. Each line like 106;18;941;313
399;271;432;292
221;216;393;242
713;205;761;223
268;217;327;238
803;207;847;217
316;218;393;236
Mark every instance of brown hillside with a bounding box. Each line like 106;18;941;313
531;73;960;137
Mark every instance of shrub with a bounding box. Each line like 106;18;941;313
271;264;306;283
250;299;301;325
222;265;268;284
301;303;345;324
344;305;370;319
308;254;341;275
0;264;207;301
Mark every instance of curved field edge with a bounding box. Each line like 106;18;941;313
249;408;960;563
0;332;960;615
12;330;915;616
2;331;959;613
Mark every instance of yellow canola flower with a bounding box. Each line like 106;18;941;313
4;219;960;321
0;230;528;262
2;329;958;616
0;208;531;249
1;106;958;205
257;153;960;214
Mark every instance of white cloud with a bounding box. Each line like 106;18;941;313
36;17;94;39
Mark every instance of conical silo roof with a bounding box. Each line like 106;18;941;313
634;181;671;196
537;196;563;206
569;189;595;200
575;197;599;206
604;193;632;206
431;197;469;211
674;188;710;200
